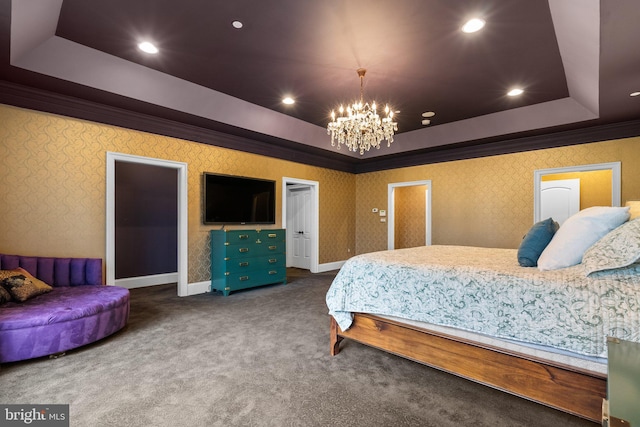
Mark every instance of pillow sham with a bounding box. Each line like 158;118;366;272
0;285;12;303
582;218;640;276
537;206;630;271
517;217;559;267
0;268;53;302
0;267;52;290
0;274;51;302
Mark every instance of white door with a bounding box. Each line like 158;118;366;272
287;185;312;269
541;178;580;225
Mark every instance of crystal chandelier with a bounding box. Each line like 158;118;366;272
327;68;398;155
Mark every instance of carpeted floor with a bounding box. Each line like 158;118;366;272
0;268;597;426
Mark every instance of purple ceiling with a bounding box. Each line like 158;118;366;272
1;0;640;166
54;0;568;131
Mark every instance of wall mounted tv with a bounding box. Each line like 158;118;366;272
203;173;276;225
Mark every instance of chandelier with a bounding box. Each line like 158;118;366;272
327;68;398;155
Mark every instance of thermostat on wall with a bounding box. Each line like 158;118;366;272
379;210;386;216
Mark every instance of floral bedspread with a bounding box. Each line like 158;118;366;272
326;245;640;358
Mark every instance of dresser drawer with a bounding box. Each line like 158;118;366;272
220;230;259;245
219;229;285;245
225;267;287;289
221;241;285;259
222;255;285;273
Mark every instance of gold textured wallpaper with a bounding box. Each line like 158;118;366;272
2;103;640;283
0;104;355;282
356;139;640;254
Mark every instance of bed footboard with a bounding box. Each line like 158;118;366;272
330;313;606;422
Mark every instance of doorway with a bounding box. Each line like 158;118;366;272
282;177;319;273
387;180;432;250
533;162;621;224
106;152;189;296
286;185;312;270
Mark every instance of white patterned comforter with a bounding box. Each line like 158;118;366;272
326;245;640;358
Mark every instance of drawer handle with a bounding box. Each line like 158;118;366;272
239;276;249;281
238;234;249;239
239;262;249;267
268;245;277;250
268;258;277;264
239;248;250;253
268;270;278;275
268;233;277;238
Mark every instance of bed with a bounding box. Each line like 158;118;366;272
326;216;640;422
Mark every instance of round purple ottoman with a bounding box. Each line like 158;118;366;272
0;285;130;363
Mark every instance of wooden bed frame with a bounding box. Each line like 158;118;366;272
330;313;607;423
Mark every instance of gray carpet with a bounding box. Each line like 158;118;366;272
1;269;597;426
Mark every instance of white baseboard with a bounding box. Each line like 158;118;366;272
184;263;344;296
317;261;345;272
187;280;211;296
115;273;179;289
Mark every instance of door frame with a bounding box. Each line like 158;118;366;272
533;162;621;223
282;177;319;273
286;184;312;270
387;180;432;250
106;152;189;296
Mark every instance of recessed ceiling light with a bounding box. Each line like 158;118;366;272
462;18;485;34
232;20;243;29
507;88;524;97
422;119;431;126
282;97;295;105
138;41;158;54
631;91;640;97
422;111;435;118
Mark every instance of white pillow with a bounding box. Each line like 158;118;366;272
537;206;630;271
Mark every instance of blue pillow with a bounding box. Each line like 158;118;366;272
517;218;559;267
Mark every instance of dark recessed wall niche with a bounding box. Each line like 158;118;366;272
115;161;178;279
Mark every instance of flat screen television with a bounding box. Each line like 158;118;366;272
203;173;276;225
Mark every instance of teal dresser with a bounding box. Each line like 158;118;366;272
210;229;286;296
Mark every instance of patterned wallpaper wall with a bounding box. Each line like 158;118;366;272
356;138;640;254
2;103;639;282
394;185;426;249
0;105;355;282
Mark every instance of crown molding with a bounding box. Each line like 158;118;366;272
354;119;640;174
0;80;357;173
2;80;638;175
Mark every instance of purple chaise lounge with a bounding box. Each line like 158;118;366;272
0;253;130;363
